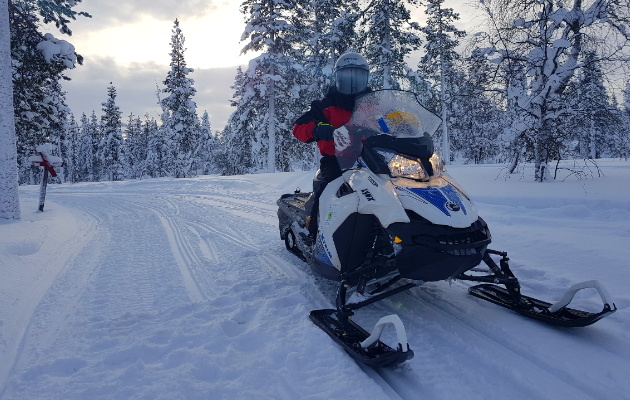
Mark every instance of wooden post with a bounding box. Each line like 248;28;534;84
38;168;49;212
30;147;60;212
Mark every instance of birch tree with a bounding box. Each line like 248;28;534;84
479;0;630;180
0;0;19;219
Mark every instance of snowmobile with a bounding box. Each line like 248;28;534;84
277;90;616;368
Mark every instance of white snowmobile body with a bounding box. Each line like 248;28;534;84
277;90;492;284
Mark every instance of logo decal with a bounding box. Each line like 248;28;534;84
368;176;379;187
445;201;460;212
327;211;333;220
361;189;375;202
376;116;390;133
387;110;420;128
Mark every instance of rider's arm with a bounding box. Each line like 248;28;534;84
293;99;327;144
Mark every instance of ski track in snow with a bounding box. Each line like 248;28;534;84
1;165;629;399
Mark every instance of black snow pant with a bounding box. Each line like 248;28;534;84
309;155;342;236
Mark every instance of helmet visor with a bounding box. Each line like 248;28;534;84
335;68;369;95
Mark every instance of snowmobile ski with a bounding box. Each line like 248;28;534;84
469;282;616;327
310;309;414;368
460;250;617;327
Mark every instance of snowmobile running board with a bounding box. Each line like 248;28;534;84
460;250;617;327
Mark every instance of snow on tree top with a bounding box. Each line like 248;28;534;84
36;33;77;69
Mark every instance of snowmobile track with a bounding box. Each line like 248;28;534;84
394;286;602;399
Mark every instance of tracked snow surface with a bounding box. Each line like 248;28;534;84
1;161;629;400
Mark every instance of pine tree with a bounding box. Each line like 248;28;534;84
239;0;305;172
99;83;125;181
575;52;613;159
220;67;254;175
144;114;166;178
419;0;465;164
450;50;501;164
75;112;93;182
65;112;78;183
9;0;88;187
88;110;101;181
303;0;359;100
198;111;214;175
160;19;199;178
125;113;146;179
42;79;71;183
360;0;422;90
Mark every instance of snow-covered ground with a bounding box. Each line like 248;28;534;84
1;161;629;400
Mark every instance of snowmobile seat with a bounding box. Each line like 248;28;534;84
312;169;326;195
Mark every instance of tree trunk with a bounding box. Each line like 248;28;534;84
440;54;449;164
268;63;276;173
0;0;20;219
382;0;392;90
589;117;596;159
507;147;520;174
535;118;551;182
439;10;449;165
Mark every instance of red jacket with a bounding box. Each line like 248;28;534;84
293;86;361;156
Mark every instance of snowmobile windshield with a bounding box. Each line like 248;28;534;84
334;90;442;169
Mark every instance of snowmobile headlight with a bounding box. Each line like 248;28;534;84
430;153;445;177
389;154;428;180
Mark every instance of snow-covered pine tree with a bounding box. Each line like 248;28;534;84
239;0;305;172
419;0;465;164
42;79;71;183
0;0;19;219
198;111;214;175
65;112;78;183
144;114;166;178
219;67;254;175
88;110;101;181
303;0;359;99
75;112;93;182
125;113;146;179
9;0;87;185
450;49;501;164
99;83;125;181
160;19;199;178
575;52;614;159
360;0;422;90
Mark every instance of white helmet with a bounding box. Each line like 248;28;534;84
334;52;369;95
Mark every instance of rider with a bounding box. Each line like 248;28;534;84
293;52;371;237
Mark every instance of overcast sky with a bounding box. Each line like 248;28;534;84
58;0;483;131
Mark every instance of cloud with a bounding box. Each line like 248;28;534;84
62;56;239;131
70;0;221;32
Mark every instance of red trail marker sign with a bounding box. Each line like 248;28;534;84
29;144;63;212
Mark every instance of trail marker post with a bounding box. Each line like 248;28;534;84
29;144;63;212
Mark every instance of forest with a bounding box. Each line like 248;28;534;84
4;0;630;188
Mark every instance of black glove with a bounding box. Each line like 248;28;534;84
312;123;335;142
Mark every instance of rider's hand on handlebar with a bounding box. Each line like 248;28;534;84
313;123;335;142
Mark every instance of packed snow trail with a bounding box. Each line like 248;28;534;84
1;162;629;399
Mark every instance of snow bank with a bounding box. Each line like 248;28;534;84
0;162;629;399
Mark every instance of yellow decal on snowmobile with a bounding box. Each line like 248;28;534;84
387;111;420;127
